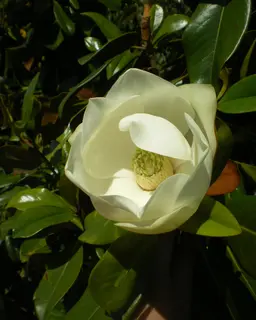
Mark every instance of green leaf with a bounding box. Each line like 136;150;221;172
183;0;251;87
0;172;22;189
0;186;28;209
240;38;256;78
65;289;111;320
106;50;139;79
21;72;40;126
46;29;64;51
34;246;83;320
20;237;51;262
84;37;102;52
153;14;189;44
211;118;233;183
53;0;75;36
89;233;156;312
98;0;121;11
227;246;256;301
180;196;241;237
78;32;137;66
79;211;127;245
81;12;121;40
69;0;79;10
58;61;110;117
239;162;256;182
218;74;256;113
150;4;164;34
7;188;73;211
225;189;256;278
1;206;75;239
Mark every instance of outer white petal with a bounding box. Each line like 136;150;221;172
106;68;176;104
65;131;141;222
82;96;144;179
116;206;194;234
81;97;120;146
119;113;191;160
178;84;217;156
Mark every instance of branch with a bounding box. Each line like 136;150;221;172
141;2;153;47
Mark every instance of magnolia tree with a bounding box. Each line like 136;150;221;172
0;0;255;320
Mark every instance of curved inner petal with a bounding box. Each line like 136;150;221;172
119;113;191;160
82;96;144;179
141;87;195;135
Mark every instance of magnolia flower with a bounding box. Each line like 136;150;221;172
65;69;217;234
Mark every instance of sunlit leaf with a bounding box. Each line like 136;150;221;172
65;289;111;320
81;12;121;39
183;0;251;87
218;74;256;113
240;38;256;79
150;4;164;34
79;211;127;245
21;72;40;127
89;233;156;312
53;0;75;36
153;14;189;44
34;246;83;320
180;196;241;237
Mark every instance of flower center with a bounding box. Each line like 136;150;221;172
132;148;174;191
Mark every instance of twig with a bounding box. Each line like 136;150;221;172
141;2;152;47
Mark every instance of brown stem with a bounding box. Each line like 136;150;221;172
141;3;152;47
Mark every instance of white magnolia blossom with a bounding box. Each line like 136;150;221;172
65;69;217;234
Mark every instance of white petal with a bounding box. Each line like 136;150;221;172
119;113;191;160
141;173;189;221
116;206;194;234
65;131;141;222
81;97;119;146
68;124;82;145
107;68;176;104
141;86;195;135
82;96;144;179
91;196;141;223
178;84;217;156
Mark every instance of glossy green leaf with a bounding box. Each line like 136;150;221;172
84;37;102;52
58;61;110;116
98;0;121;11
1;206;75;239
21;72;40;126
34;246;83;320
89;233;156;312
47;302;66;320
183;1;251;87
106;50;139;79
69;0;79;10
218;75;256;113
0;172;21;189
81;12;121;39
65;289;111;320
153;14;189;44
239;162;256;182
150;4;164;34
53;0;75;36
20;238;51;262
227;246;256;301
79;211;126;245
240;39;256;78
78;32;137;66
180;196;241;237
45;29;64;51
226;189;256;278
0;186;28;208
211;118;233;183
7;188;73;211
